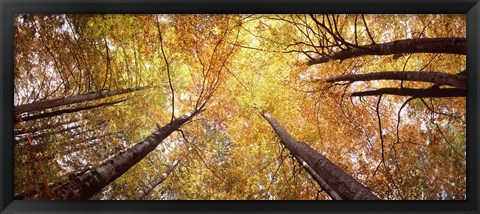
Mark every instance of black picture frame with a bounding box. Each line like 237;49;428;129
1;0;479;213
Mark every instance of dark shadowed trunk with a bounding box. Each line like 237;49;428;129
307;37;466;65
134;159;181;200
17;98;127;123
14;189;39;200
53;110;202;200
261;113;379;200
351;87;466;97
14;86;149;114
326;71;466;89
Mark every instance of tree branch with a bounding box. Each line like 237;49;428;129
307;37;466;65
155;15;175;122
326;71;466;89
351;88;465;98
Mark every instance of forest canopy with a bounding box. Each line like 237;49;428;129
13;14;466;200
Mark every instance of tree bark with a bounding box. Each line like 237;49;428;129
14;86;149;114
15;124;81;142
351;87;466;97
134;159;181;200
14;118;80;136
307;38;466;65
326;71;466;89
293;154;342;200
261;113;379;200
17;98;127;123
52;110;201;200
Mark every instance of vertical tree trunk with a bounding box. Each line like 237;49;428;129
261;113;379;200
53;110;201;200
14;86;149;114
134;159;181;200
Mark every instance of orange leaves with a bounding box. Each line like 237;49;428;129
13;14;466;200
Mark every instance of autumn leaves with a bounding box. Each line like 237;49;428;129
13;14;466;200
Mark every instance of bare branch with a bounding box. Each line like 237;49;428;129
155;15;175;122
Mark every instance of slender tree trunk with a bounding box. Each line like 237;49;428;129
61;132;118;155
15;125;82;142
351;87;466;97
293;154;342;200
307;37;466;65
134;159;181;200
40;132;117;162
14;86;149;114
17;98;127;123
53;110;202;200
14;118;81;136
261;113;379;200
326;71;466;89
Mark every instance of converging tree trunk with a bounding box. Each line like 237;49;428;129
293;154;342;200
14;118;81;136
326;71;466;89
61;132;119;155
17;98;127;123
14;86;149;114
261;112;379;200
307;37;466;65
53;110;202;200
134;159;181;200
15;124;82;142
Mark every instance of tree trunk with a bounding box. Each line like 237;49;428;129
15;125;82;142
134;159;181;200
52;110;201;200
326;71;466;89
17;98;127;123
307;37;466;65
351;87;466;97
14;86;149;114
61;132;118;155
293;154;342;200
261;113;379;200
14;118;81;136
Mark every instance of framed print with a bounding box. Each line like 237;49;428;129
1;0;479;214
